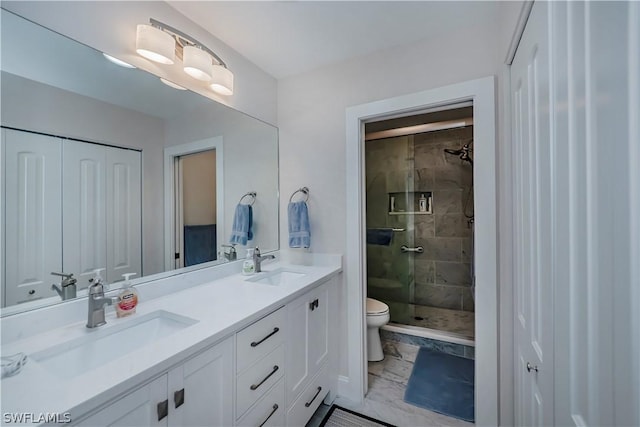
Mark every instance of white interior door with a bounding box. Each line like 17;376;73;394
2;129;62;305
510;2;554;425
62;140;106;289
106;147;142;283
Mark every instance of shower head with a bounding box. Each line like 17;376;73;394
444;140;473;165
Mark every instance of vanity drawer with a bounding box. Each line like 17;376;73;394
286;363;330;427
236;379;285;427
237;345;285;418
236;307;285;373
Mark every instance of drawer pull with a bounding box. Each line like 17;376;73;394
309;299;319;311
157;399;168;421
174;388;185;408
304;386;322;408
258;404;279;427
251;327;280;347
250;365;279;390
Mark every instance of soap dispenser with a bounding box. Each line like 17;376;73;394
242;248;256;276
116;273;138;318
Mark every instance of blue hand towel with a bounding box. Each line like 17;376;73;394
366;228;394;246
229;204;253;245
288;201;310;248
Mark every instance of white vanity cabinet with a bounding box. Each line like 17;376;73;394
74;337;233;427
285;277;335;426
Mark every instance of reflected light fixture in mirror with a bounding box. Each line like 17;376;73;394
160;77;187;90
135;19;234;96
102;53;136;69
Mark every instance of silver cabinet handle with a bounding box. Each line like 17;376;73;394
258;404;279;427
400;245;424;253
250;365;279;390
526;362;539;373
304;386;322;408
251;327;280;347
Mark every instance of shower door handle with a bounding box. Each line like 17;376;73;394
401;245;424;253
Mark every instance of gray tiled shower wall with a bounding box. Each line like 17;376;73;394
365;127;475;312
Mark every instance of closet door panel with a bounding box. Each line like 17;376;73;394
510;1;554;425
63;140;106;289
106;147;141;283
3;129;62;305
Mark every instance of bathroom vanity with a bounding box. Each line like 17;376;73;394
0;253;341;426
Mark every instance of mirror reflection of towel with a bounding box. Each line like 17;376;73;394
288;201;310;248
230;204;253;245
366;228;393;246
184;224;217;266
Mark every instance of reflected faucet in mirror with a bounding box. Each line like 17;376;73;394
50;272;77;301
222;244;237;261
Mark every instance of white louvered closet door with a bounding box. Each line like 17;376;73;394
62;140;107;289
510;1;554;425
2;129;62;306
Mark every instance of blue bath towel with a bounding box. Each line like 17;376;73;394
229;204;253;245
288;201;310;248
366;228;394;246
184;224;217;266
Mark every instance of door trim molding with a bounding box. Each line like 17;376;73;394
164;137;224;271
344;76;498;425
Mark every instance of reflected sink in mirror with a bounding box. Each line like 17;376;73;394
246;268;307;286
31;310;198;378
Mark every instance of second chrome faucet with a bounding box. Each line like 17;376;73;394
86;270;120;328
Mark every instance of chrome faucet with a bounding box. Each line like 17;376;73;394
51;272;77;301
253;247;275;273
222;244;237;261
87;276;119;328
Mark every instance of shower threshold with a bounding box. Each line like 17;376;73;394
383;301;475;342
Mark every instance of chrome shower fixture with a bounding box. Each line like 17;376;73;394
444;140;473;165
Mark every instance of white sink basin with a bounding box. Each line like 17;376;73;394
247;268;306;286
31;310;198;378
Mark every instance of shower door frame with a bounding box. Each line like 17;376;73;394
344;76;498;425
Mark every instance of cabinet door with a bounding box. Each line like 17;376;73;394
2;129;62;305
74;375;168;427
62;140;106;289
308;283;329;372
286;281;332;406
106;147;141;282
168;337;233;427
286;288;311;405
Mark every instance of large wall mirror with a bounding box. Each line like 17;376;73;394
0;9;279;314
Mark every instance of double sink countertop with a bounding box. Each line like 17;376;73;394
0;252;342;425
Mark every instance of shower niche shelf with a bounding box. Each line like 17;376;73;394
387;191;433;215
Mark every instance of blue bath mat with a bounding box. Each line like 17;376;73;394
404;347;474;422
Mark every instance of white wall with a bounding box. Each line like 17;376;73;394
1;1;278;126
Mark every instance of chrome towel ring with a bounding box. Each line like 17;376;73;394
289;187;309;203
238;191;257;205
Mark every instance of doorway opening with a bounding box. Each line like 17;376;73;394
164;137;224;272
344;77;497;425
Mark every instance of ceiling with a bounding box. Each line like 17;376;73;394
167;1;501;79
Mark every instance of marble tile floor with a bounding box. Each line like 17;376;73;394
386;301;475;340
306;339;473;427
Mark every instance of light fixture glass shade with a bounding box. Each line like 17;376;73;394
210;65;234;95
136;24;175;65
159;78;187;90
183;45;212;81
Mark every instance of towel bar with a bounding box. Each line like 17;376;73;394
289;187;309;203
238;191;257;205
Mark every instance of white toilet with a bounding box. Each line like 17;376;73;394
366;298;390;362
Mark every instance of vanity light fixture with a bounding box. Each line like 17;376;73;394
135;18;234;95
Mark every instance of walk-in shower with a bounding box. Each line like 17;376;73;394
364;118;475;344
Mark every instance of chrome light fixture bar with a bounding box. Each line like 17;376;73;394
136;18;234;95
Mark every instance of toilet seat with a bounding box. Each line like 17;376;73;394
366;298;389;315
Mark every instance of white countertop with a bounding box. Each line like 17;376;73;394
0;253;341;425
